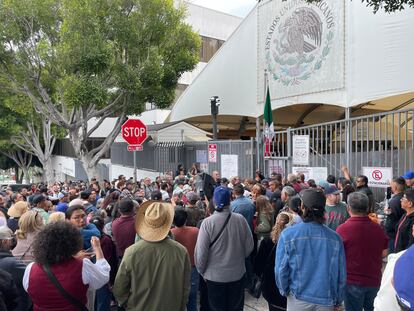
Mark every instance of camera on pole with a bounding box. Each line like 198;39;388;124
210;96;220;115
210;96;220;140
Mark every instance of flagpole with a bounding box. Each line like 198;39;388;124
257;70;268;174
263;70;269;175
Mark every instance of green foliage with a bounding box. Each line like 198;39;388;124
303;0;414;12
0;0;200;116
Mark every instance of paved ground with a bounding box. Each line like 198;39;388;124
244;291;268;311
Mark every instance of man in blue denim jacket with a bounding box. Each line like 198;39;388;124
275;189;346;310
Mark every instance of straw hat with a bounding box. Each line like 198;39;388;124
7;201;29;218
135;200;174;242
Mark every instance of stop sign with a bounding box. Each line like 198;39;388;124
121;119;147;146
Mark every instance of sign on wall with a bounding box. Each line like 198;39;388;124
362;167;393;188
208;144;217;163
258;0;345;102
221;155;238;178
292;135;310;165
196;150;208;164
292;166;328;182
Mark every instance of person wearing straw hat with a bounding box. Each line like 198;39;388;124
113;201;191;311
7;201;29;232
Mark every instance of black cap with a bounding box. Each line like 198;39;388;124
300;189;326;212
33;194;46;205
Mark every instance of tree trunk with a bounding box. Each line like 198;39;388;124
68;114;126;182
80;153;102;181
41;157;55;185
21;167;29;184
15;166;22;183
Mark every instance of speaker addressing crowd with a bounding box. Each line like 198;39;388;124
0;164;414;310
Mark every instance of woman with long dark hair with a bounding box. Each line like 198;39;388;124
254;212;293;311
23;222;110;310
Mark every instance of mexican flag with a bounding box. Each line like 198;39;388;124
264;86;274;156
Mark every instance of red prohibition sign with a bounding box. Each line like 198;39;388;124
372;170;383;181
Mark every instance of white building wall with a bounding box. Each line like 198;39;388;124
110;164;160;181
51;156;76;180
184;3;243;41
156;122;210;142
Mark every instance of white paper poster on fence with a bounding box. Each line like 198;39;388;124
292;135;310;165
196;150;208;164
362;167;393;188
267;159;285;176
258;0;345;102
221;155;238;178
292;167;328;182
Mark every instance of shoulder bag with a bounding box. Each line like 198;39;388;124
42;265;88;311
209;213;231;247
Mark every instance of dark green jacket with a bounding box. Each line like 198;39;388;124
113;238;191;311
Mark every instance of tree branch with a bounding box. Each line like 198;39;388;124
87;117;106;137
90;113;127;164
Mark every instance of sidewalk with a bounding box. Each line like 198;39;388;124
244;292;268;311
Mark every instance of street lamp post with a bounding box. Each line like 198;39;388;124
210;96;220;140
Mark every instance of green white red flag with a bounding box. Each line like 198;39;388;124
264;86;274;156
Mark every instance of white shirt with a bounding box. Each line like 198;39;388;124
160;190;170;201
374;251;406;311
23;258;110;291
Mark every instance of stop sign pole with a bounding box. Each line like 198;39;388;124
121;119;148;185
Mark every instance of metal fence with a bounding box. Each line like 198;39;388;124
111;139;256;179
265;108;414;200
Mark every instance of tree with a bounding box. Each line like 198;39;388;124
304;0;414;12
0;89;58;184
0;0;200;180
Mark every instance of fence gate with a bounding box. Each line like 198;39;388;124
265;108;414;198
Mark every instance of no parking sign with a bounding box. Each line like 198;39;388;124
362;167;393;188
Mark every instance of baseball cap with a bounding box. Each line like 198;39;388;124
394;245;414;310
300;189;326;212
0;226;13;240
325;185;340;195
402;171;414;179
317;180;330;189
126;179;135;186
261;179;269;185
33;194;46;205
213;186;231;210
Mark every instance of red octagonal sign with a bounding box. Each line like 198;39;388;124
121;119;147;146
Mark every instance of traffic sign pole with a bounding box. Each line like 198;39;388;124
133;150;137;186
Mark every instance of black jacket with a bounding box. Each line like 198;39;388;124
356;186;375;213
254;238;287;308
0;250;31;310
395;212;414;252
0;269;19;311
384;193;404;239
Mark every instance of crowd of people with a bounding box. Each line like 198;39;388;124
0;164;414;311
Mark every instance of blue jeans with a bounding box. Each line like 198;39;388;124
95;284;111;311
188;267;199;311
344;284;379;311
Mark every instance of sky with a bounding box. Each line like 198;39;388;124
190;0;257;17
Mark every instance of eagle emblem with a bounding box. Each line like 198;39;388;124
266;5;334;86
279;8;322;56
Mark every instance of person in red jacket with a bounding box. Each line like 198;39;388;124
337;192;388;311
23;222;110;311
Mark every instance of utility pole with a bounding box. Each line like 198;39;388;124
210;96;220;140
